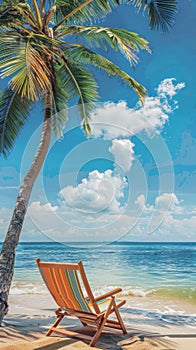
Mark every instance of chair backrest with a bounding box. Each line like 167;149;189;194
36;259;97;314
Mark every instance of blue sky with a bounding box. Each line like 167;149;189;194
0;1;195;243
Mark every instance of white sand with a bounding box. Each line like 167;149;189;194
0;294;195;349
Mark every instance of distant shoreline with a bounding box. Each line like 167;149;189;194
1;241;196;244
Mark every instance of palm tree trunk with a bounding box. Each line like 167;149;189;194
0;91;52;324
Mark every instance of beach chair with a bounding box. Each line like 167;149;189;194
36;259;127;347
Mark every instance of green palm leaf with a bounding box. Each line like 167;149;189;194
53;0;118;26
0;34;51;101
0;0;26;6
0;2;22;29
57;25;149;66
128;0;177;31
0;88;33;157
55;58;98;134
51;65;69;138
64;46;146;101
0;1;37;30
0;0;26;15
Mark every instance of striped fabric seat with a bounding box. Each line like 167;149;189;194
39;265;91;313
36;259;127;347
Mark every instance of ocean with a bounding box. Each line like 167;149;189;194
5;241;196;326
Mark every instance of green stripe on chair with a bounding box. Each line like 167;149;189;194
66;269;90;313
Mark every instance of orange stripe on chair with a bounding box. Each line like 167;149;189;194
49;267;66;307
40;267;62;306
55;267;73;309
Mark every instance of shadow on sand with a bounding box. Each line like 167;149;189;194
1;307;196;349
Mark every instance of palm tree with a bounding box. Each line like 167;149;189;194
0;0;177;322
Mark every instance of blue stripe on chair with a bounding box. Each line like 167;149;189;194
66;269;90;313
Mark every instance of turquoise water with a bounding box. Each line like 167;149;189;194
2;241;195;325
8;242;195;301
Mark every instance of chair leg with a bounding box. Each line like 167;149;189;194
46;314;64;336
113;301;127;334
89;299;113;347
89;318;105;347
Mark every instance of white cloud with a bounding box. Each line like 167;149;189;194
135;192;181;214
1;191;195;243
90;98;167;139
134;194;146;211
155;193;181;211
109;139;135;172
29;201;58;212
157;78;185;98
59;169;127;214
25;193;196;242
90;79;185;140
133;192;196;237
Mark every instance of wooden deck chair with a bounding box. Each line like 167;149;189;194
36;259;127;347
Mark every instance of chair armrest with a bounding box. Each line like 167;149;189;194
94;288;122;302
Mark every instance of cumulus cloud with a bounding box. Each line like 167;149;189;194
157;78;185;98
19;192;196;242
1;192;194;243
59;169;127;214
155;193;181;211
135;192;181;213
90;78;185;140
134;194;147;211
133;192;195;235
29;201;58;212
109;139;135;172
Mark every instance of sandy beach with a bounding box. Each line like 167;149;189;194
0;294;195;350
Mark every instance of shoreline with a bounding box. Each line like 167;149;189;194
0;294;195;349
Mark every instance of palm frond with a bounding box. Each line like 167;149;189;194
0;87;33;157
56;25;149;66
14;3;38;30
54;57;98;134
64;46;146;101
0;2;23;27
0;2;32;34
0;18;16;29
32;0;42;28
44;5;56;26
53;0;118;26
128;0;177;31
148;0;177;31
0;34;51;101
0;1;39;32
51;64;69;138
0;0;26;5
0;0;26;13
